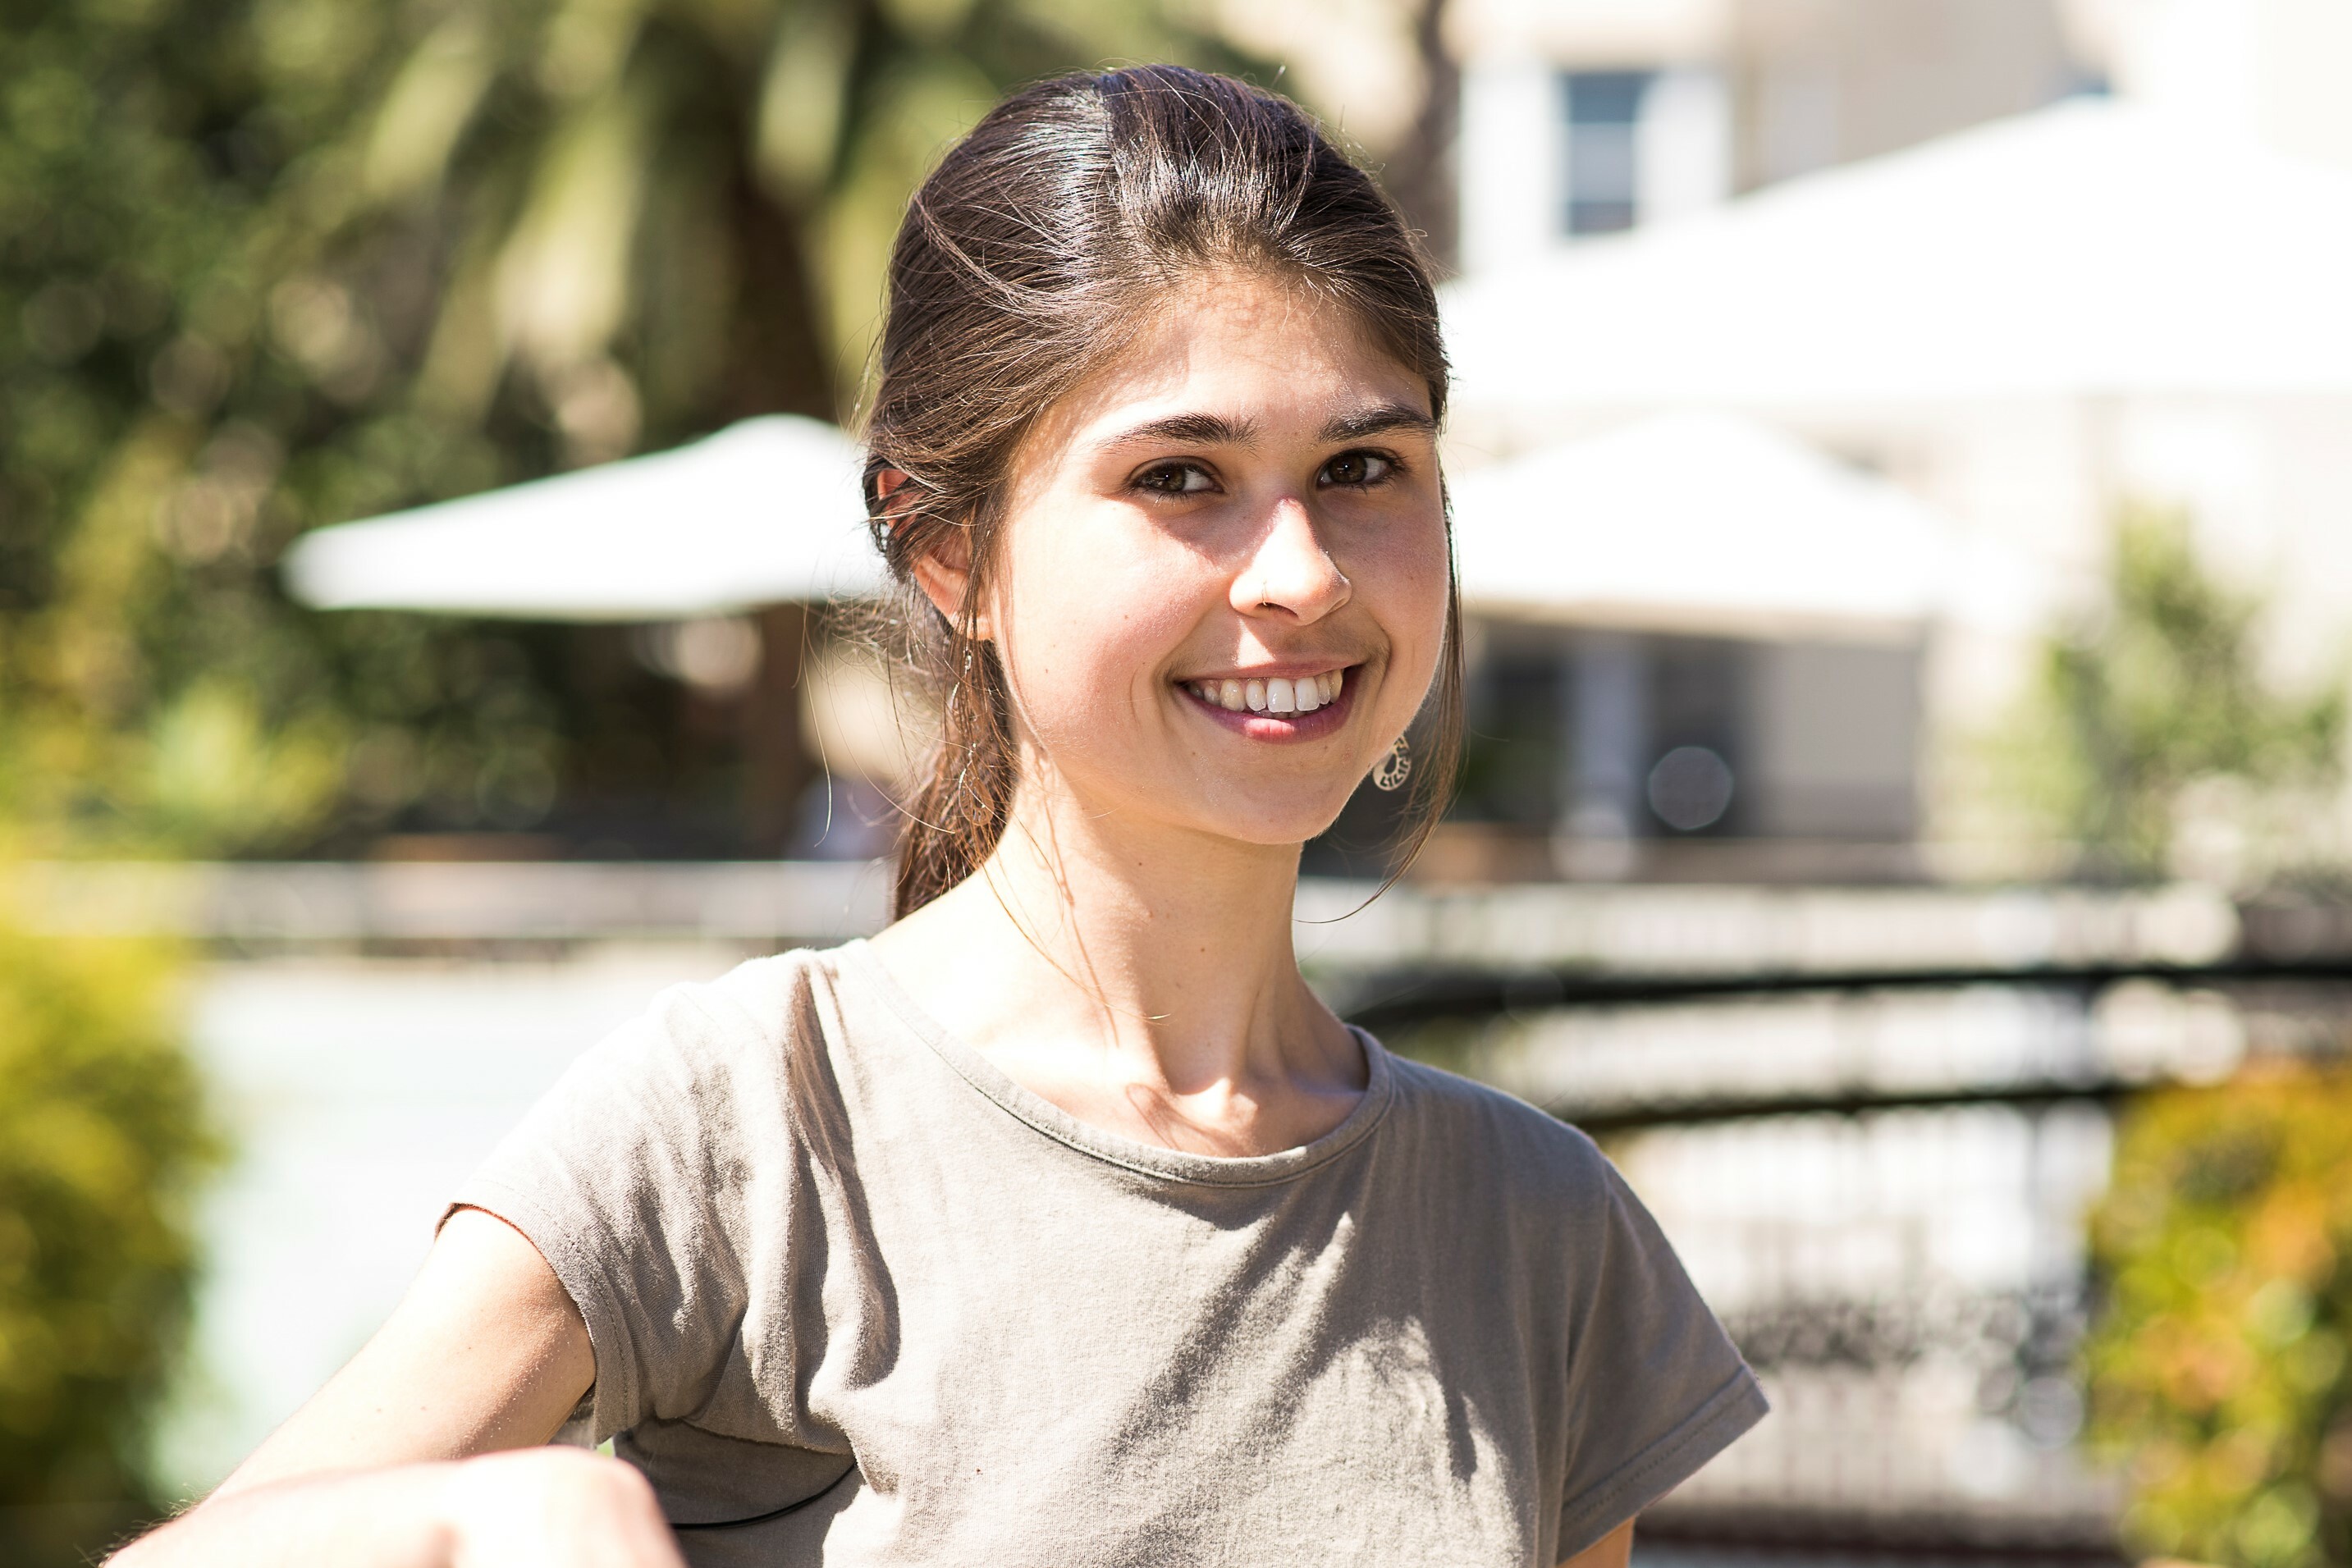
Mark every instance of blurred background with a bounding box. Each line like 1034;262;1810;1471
9;0;2352;1563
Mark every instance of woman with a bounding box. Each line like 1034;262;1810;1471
120;66;1764;1568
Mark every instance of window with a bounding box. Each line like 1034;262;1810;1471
1560;71;1654;236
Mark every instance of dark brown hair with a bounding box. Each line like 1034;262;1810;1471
863;65;1462;918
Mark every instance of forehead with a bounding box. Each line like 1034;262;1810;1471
1041;269;1430;450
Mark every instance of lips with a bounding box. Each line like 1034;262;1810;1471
1182;668;1343;715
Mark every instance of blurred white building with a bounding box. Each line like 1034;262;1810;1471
1453;0;2103;272
1438;0;2352;879
1454;0;2352;263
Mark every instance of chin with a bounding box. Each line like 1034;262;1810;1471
1185;791;1358;849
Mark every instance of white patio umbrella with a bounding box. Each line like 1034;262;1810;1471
1444;98;2352;415
1448;411;2031;641
281;414;883;619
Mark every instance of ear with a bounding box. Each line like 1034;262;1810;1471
905;520;995;642
876;469;994;639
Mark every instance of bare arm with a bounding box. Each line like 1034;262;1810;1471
1559;1519;1636;1568
114;1208;683;1567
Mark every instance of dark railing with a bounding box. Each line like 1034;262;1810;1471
1342;957;2352;1133
1341;956;2352;1029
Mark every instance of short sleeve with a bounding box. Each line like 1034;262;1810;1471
1553;1160;1768;1557
450;975;789;1442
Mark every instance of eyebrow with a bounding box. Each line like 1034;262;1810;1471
1103;413;1260;450
1100;402;1436;452
1318;402;1438;443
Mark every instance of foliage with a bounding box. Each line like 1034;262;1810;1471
0;0;1257;858
2085;1065;2352;1568
2002;507;2345;884
0;911;215;1554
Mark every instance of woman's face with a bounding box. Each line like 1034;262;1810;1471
952;268;1449;849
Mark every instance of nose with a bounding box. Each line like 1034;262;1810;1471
1231;495;1351;624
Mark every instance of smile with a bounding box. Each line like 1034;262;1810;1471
1175;666;1355;740
1183;668;1344;715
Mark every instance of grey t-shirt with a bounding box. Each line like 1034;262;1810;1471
456;941;1764;1566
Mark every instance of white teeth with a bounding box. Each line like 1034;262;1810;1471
1192;672;1347;715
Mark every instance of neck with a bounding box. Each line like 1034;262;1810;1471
871;769;1366;1153
989;779;1311;1068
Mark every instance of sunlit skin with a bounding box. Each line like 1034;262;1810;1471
109;268;1636;1568
975;275;1446;847
870;266;1449;1159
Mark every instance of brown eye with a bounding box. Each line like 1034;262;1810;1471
1136;462;1215;495
1320;451;1393;488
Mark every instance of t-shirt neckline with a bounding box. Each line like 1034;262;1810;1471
835;939;1394;1188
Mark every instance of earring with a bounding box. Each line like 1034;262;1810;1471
1371;735;1412;792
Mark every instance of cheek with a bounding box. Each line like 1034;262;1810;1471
993;519;1204;725
1357;514;1452;687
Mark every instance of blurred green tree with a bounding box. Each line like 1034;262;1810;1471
1999;507;2345;884
2087;1065;2352;1568
0;0;1255;858
0;913;213;1563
